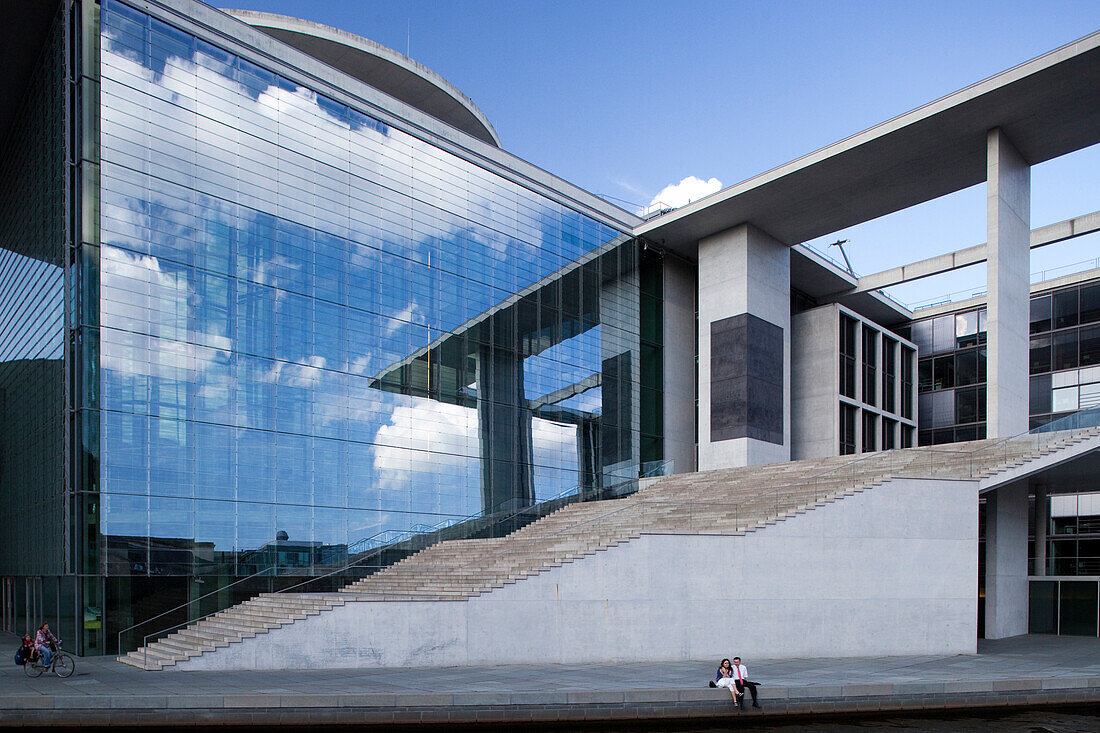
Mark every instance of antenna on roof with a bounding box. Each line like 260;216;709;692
827;239;855;276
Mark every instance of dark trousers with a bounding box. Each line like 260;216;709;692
734;680;758;706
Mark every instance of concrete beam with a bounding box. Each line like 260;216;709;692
850;210;1100;293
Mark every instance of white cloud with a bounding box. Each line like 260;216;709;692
646;176;723;214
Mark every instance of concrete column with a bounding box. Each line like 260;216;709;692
662;255;697;474
986;128;1030;438
1034;485;1048;577
985;480;1029;639
697;223;790;469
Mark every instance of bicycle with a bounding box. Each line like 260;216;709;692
24;641;75;678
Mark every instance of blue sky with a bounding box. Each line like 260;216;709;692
223;0;1100;308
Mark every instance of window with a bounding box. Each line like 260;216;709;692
882;418;896;450
840;404;857;455
956;311;979;348
1081;283;1100;325
1030;374;1052;415
862;411;877;453
918;359;933;392
1054;289;1079;330
862;326;877;405
1030;295;1052;334
1054;331;1078;371
956;387;979;424
910;319;932;355
933;355;955;390
1080;325;1100;367
901;347;914;419
883;338;897;413
956;349;979;386
1031;336;1052;374
839;315;857;399
932;315;955;354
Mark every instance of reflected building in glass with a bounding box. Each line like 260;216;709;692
0;0;657;655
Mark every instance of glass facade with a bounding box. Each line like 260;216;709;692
6;0;654;655
906;307;988;445
907;279;1100;445
0;0;71;639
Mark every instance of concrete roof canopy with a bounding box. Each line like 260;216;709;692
224;9;501;147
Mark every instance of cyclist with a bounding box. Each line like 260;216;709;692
34;622;58;667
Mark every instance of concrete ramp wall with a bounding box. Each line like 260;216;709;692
176;477;978;671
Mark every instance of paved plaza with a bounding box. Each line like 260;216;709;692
1;633;1099;727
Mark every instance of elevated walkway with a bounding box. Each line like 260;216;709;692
120;426;1100;671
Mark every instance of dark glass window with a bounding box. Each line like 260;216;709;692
883;338;897;413
933;355;954;390
1054;331;1079;371
932;315;955;354
862;326;877;405
932;390;954;428
839;404;857;455
839;315;857;399
1080;325;1100;367
901;348;914;419
956;349;979;386
1054;289;1079;330
1059;581;1098;636
918;359;933;392
1030;296;1052;334
954;424;978;442
882;418;896;450
910;319;932;355
1030;374;1052;415
1029;581;1058;634
1030;336;1052;374
1082;283;1100;325
862;411;877;453
956;387;979;424
918;393;933;430
901;425;914;448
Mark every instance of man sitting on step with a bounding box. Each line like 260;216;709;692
731;656;761;710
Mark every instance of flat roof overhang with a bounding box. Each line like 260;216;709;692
636;31;1100;254
224;10;501;148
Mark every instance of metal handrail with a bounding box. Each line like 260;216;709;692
117;565;275;656
128;409;1100;661
344;412;1100;597
129;477;640;660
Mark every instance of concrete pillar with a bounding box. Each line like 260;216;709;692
662;255;697;474
986;128;1030;438
985;480;1029;639
697;223;790;469
1034;485;1048;577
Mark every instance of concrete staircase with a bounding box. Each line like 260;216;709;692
118;428;1099;670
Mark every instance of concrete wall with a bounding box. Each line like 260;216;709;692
662;255;697;475
176;476;978;671
791;304;839;460
697;224;790;469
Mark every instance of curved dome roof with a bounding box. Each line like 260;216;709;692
225;10;500;147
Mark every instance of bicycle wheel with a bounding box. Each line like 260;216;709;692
53;654;75;678
24;660;43;678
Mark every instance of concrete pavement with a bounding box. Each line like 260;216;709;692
1;634;1099;727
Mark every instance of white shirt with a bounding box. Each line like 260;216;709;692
732;663;749;680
